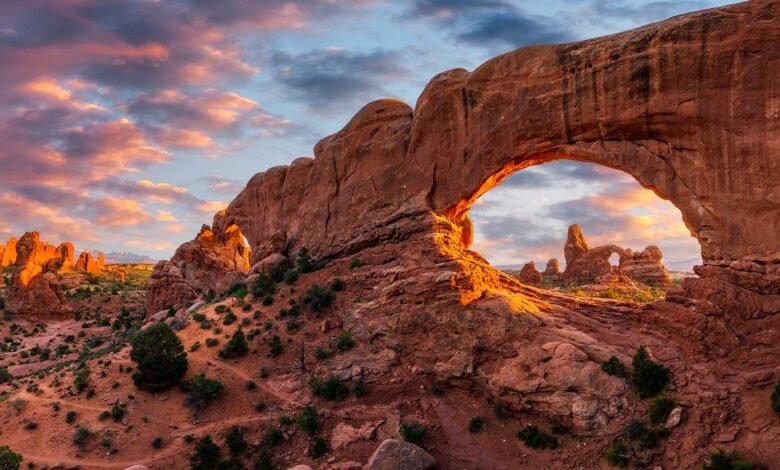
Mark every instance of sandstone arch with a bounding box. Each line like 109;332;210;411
183;1;779;318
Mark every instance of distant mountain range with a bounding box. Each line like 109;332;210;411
496;258;700;274
80;250;157;265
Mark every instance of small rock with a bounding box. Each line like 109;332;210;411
665;407;684;428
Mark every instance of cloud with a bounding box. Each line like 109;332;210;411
404;0;574;49
499;160;634;189
271;49;409;108
91;197;152;227
201;176;244;195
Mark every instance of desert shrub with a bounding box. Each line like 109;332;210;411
772;381;780;414
222;312;237;326
313;347;331;361
111;402;125;422
515;425;558;450
219;329;249;359
330;278;345;291
152;437;164;449
601;355;627;378
262;295;273;306
99;411;110;420
206;338;219;347
301;284;335;313
253;448;275;470
349;257;363;269
336;330;354;351
130;322;188;392
648;397;675;424
226;281;248;300
184;434;196;443
296;247;315;273
66;410;77;424
245;380;257;390
190;435;220;470
296;405;319;436
72;426;91;447
637;427;669;450
252;273;277;299
73;364;91;393
468;416;486;433
23;421;37;430
702;449;754;470
263;426;283;446
190;342;201;352
253;401;266;412
180;375;224;414
352;376;366;397
308;374;349;401
268;335;283;357
400;422;426;445
492;402;510;418
283;269;299;285
632;346;669;398
604;441;630;467
0;445;22;470
309;436;328;458
215;305;228;314
0;367;13;384
225;426;247;455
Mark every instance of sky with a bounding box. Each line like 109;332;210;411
0;0;731;265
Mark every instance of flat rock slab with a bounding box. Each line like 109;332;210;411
364;439;435;470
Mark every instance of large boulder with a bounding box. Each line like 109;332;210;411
76;251;101;273
146;224;251;314
515;261;542;286
543;258;561;282
364;439;435;470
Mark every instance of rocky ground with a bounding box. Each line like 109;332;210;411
0;248;778;470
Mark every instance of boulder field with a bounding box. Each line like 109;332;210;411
149;1;780;465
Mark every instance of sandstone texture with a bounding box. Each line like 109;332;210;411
146;224;250;313
562;224;671;285
543;258;561;282
146;2;780;466
0;237;16;267
5;232;71;317
364;439;435;470
514;261;542;286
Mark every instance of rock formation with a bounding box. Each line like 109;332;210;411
5;232;71;317
1;237;16;267
76;251;100;273
146;224;250;314
562;225;671;285
515;261;542;286
149;2;780;464
543;258;561;282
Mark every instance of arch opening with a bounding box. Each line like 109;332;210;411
467;159;702;301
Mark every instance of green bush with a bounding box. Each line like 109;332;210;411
190;435;220;470
111;402;125;422
268;335;283;357
283;269;299;285
400;422;426;445
66;410;77;424
648;397;675;424
492;402;510;418
152;437;163;449
180;375;224;414
515;425;558;450
263;426;283;447
772;381;780;414
73;364;91;393
308;374;349;401
468;416;486;433
72;426;91;447
225;426;247;455
309;436;328;458
130;322;188;392
702;449;754;470
631;346;670;399
302;283;335;313
215;305;228;314
222;312;237;326
205;338;219;347
330;278;345;291
349;257;363;269
0;445;22;470
296;405;319;436
604;441;629;467
336;330;354;351
192;312;206;322
352;376;366;397
252;273;277;299
0;367;13;384
190;342;201;352
601;355;627;378
297;247;315;273
218;329;249;359
313;347;331;360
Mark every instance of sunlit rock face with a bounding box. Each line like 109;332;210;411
146;224;250;314
5;232;71;317
0;237;16;267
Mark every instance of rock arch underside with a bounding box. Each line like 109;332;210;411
152;1;780;465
